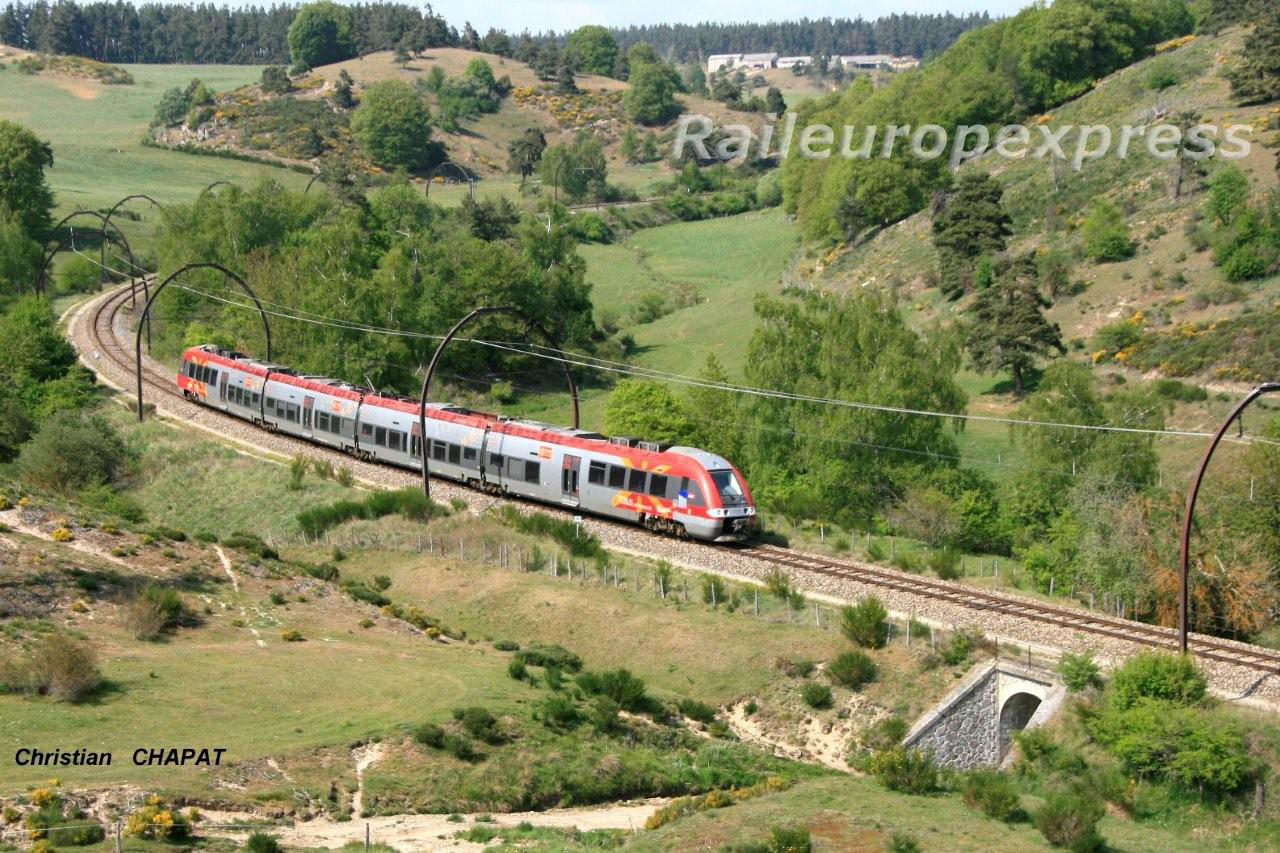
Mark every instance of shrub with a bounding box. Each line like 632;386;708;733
358;618;374;629
776;657;816;678
886;833;921;853
827;650;877;689
1108;652;1205;710
539;694;583;731
764;568;791;599
590;697;624;735
335;465;355;487
507;658;527;681
1033;789;1104;850
223;531;279;560
1153;379;1207;403
962;770;1022;821
371;575;392;591
700;573;727;605
412;722;445;748
492;507;606;559
17;413;133;494
245;832;284;853
1057;651;1101;692
942;631;974;666
861;716;908;751
1082;200;1135;262
516;643;582;671
0;632;100;702
288;454;307;490
678;698;717;724
801;681;833;709
589;668;649;712
125;802;191;841
340;578;390;608
928;548;961;580
868;747;938;794
840;596;888;649
455;706;501;743
281;629;304;642
493;640;519;651
123;584;189;640
303;562;339;582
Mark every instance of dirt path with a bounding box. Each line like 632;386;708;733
213;545;239;592
349;741;385;819
0;510;135;568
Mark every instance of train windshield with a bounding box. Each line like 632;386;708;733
710;469;745;501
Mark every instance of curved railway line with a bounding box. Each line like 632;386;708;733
78;282;1280;692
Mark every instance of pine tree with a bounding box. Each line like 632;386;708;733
460;21;479;51
964;254;1065;394
533;44;560;81
556;61;578;95
612;48;629;81
765;86;786;116
931;172;1012;300
1226;5;1280;105
331;69;355;108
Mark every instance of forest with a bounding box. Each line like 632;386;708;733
0;1;990;66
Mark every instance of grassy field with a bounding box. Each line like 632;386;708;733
0;60;308;256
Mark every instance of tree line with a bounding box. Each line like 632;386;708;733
607;13;992;63
0;1;453;64
0;1;989;67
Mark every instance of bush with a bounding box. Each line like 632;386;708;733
516;643;582;671
868;747;938;794
492;506;605;560
886;833;920;853
507;658;527;681
678;698;717;724
801;681;833;709
1108;652;1205;710
539;694;583;731
840;596;888;649
0;632;100;702
123;584;189;640
17;413;133;494
860;716;908;751
1082;200;1135;262
942;631;974;666
493;639;519;651
962;770;1022;821
297;488;448;539
280;629;304;642
827;650;877;689
1057;651;1101;692
455;706;501;743
578;668;649;712
412;722;445;748
928;548;961;580
223;531;279;560
1153;379;1208;403
1033;789;1104;850
245;832;284;853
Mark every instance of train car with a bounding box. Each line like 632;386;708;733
176;345;756;542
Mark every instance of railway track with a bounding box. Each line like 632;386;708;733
749;544;1280;677
84;282;1280;682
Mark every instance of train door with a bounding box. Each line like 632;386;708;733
302;396;314;433
561;455;581;505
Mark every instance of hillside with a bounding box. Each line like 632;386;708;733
814;27;1279;387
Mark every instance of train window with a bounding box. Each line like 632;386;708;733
447;444;461;465
315;411;328;431
410;436;420;457
648;474;668;497
374;426;386;446
680;477;705;507
208;369;218;387
628;469;647;492
588;461;606;485
288;405;299;423
361;423;373;437
252;392;260;406
391;431;405;452
524;461;540;483
432;440;447;461
463;447;477;462
489;452;503;468
608;465;626;489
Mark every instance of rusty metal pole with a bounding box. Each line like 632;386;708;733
1179;383;1280;652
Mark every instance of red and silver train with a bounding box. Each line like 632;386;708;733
176;345;757;542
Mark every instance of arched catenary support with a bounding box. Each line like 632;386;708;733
1179;383;1280;652
418;306;579;498
39;210;136;294
304;172;324;194
102;194;163;239
201;180;233;196
423;160;474;199
135;262;273;423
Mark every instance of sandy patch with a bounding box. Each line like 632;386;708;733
52;77;102;100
